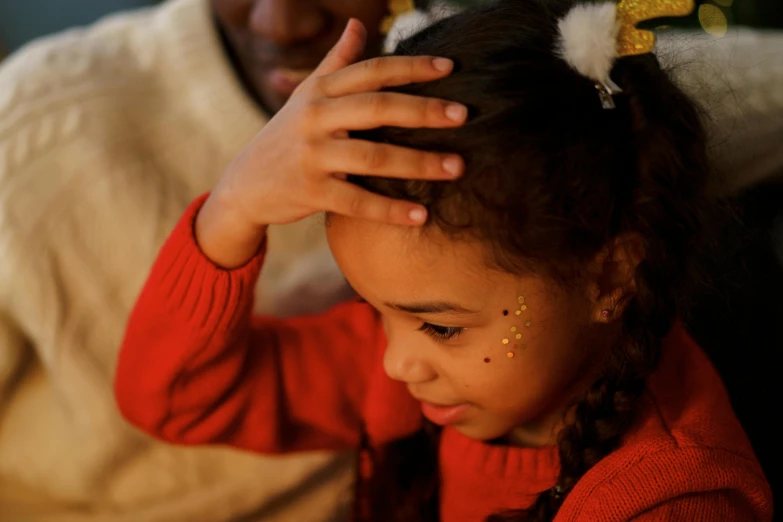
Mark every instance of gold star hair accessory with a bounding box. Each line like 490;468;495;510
556;0;695;109
616;0;695;57
380;0;416;35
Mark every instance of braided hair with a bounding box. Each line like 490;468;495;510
351;0;717;519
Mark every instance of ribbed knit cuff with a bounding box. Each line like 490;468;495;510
148;194;266;338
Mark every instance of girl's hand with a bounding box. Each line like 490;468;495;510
196;19;467;268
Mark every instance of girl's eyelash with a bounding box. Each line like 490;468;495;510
359;299;462;341
418;322;464;341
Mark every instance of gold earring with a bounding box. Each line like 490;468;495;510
380;0;416;35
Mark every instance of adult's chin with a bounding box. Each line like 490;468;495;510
253;74;290;114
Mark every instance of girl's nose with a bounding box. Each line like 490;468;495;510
383;340;438;385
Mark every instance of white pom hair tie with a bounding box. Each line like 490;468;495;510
555;0;696;109
557;2;622;109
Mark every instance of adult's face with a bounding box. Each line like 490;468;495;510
211;0;390;113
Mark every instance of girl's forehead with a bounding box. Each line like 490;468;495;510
326;215;523;307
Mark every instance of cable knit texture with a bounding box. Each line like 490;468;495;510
115;197;773;522
0;0;355;520
655;28;783;193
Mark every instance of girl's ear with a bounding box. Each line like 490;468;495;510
586;233;646;323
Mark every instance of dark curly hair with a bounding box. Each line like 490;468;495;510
349;0;719;520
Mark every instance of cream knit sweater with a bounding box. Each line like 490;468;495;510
0;0;353;520
655;28;783;193
0;0;780;520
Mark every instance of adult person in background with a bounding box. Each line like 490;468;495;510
0;2;395;520
0;0;780;521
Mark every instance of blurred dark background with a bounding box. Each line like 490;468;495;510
1;0;782;56
452;0;783;28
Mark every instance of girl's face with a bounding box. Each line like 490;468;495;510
327;216;612;446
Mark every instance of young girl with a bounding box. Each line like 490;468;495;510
115;0;772;520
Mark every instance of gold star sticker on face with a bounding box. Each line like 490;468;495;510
616;0;695;57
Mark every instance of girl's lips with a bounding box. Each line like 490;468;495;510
420;402;470;426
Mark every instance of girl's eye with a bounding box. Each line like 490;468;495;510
417;322;464;341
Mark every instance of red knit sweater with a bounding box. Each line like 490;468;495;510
115;197;773;521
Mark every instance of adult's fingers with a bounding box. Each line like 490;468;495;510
325;182;428;226
318;139;463;180
315;92;467;132
316;55;454;98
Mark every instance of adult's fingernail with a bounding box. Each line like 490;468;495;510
442;156;463;177
432;58;453;72
445;103;467;122
408;208;427;224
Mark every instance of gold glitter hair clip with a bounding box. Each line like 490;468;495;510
556;0;694;109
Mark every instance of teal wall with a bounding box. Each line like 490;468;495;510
0;0;160;52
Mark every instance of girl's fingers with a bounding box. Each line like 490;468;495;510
326;182;428;226
315;92;468;132
318;139;464;180
315;55;454;98
312;19;368;78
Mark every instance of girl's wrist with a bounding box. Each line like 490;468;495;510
195;189;268;269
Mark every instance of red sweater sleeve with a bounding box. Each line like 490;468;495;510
630;491;760;521
114;196;383;453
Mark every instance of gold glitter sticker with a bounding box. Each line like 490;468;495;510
516;334;522;339
507;351;515;358
511;326;517;332
521;305;528;311
502;338;509;344
515;310;522;316
616;0;695;57
525;321;531;327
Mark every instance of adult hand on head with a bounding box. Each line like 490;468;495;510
197;19;467;268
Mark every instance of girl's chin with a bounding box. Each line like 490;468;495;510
450;420;509;443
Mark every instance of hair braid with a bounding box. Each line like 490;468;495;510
352;1;715;520
487;51;708;522
487;290;666;521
